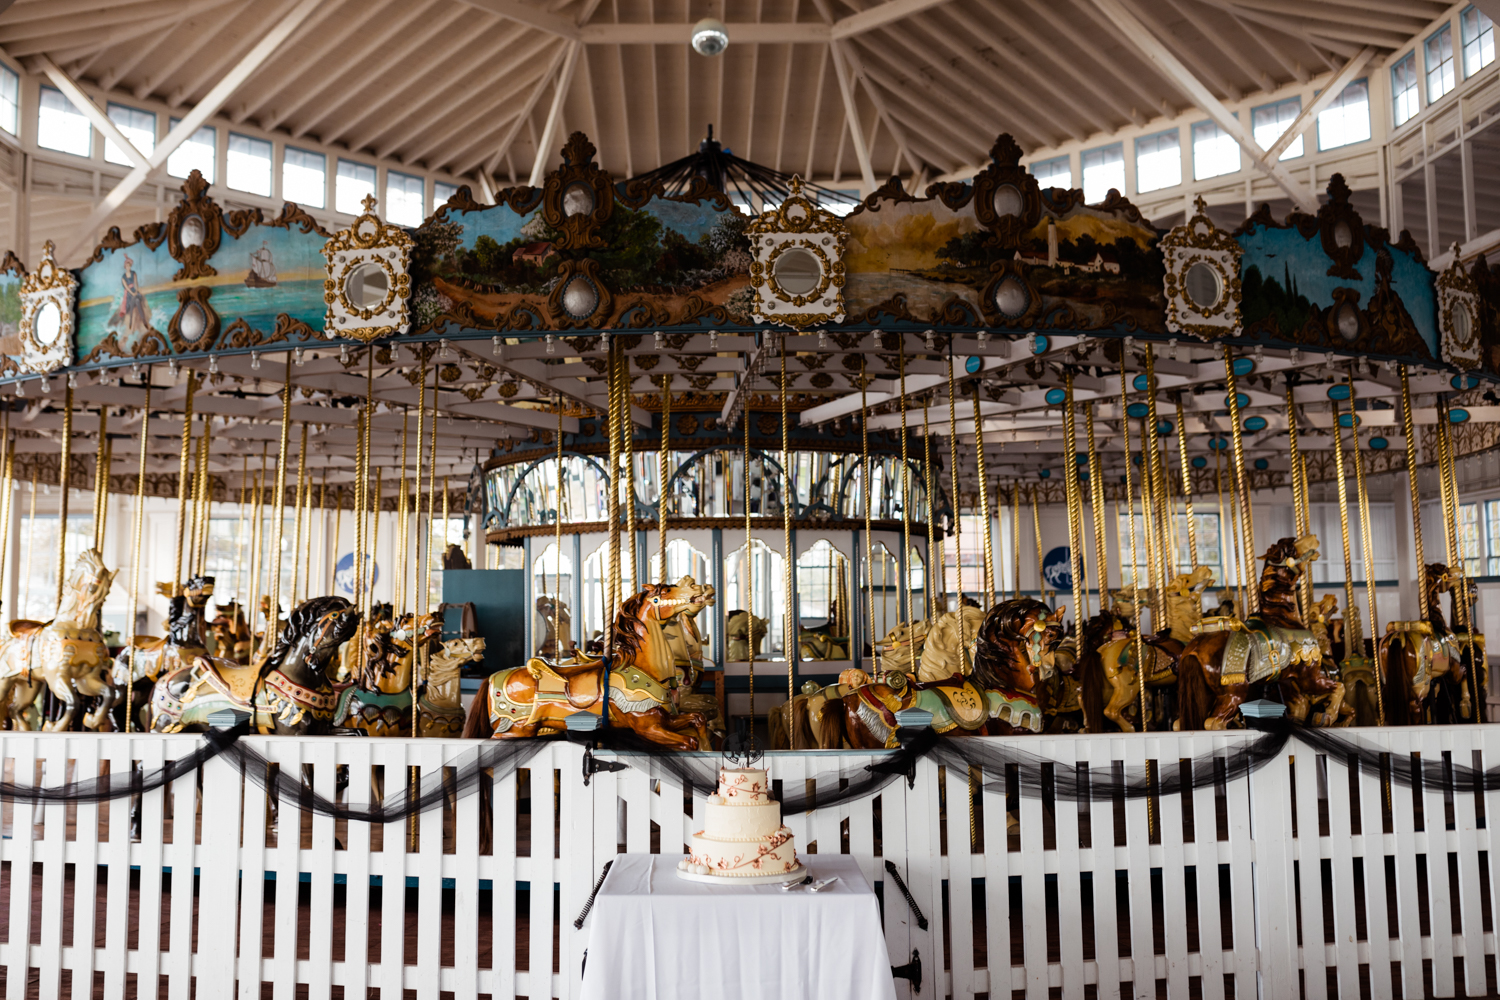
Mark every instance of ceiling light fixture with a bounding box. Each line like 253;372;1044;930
691;17;728;56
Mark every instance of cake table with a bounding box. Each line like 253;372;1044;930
579;853;898;1000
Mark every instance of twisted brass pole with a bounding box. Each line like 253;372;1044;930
971;388;995;610
779;336;795;739
1399;365;1427;638
1346;373;1382;724
1086;403;1110;615
1119;358;1147;730
124;384;150;733
172;375;195;594
1175;395;1197;572
91;406;108;551
1063;373;1085;642
1222;346;1257;612
898;343;912;625
1436;398;1480;719
1330;398;1360;663
1284;386;1312;619
54;384;73;609
606;336;621;659
945;353;972;674
267;352;294;651
291;423;308;609
659;373;671;583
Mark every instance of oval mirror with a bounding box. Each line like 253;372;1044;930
1183;261;1221;310
562;182;595;218
1335;302;1360;341
1333;220;1353;249
346;261;389;311
33;300;61;346
180;214;205;248
994;274;1027;317
561;275;599;318
773;247;821;296
1243;415;1267;432
992;184;1023;219
179;301;207;343
1452;303;1472;342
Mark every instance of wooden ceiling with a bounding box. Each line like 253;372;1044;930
0;0;1454;186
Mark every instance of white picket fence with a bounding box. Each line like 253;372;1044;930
0;727;1496;998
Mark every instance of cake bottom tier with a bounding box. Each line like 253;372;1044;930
684;825;800;877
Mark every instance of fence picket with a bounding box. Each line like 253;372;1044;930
1321;746;1362;998
1188;740;1225;1000
1152;735;1191;1000
66;739;100;1000
1291;746;1329;1000
303;744;337;1000
1449;734;1485;998
1387;732;1428;998
1421;731;1457;997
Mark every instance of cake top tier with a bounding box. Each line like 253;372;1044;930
717;768;772;804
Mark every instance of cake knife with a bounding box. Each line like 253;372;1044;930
809;877;840;892
780;875;812;890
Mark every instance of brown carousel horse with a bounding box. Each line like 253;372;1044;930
0;549;120;731
820;598;1065;749
147;596;361;734
1380;563;1484;725
209;599;253;664
1176;536;1348;730
112;575;215;729
331;613;455;738
462;579;714;750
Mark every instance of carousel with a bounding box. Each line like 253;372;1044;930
0;128;1491;751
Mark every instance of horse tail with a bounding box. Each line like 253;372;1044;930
1377;634;1415;726
1078;645;1107;734
817;696;847;749
461;677;495;739
1176;645;1217;732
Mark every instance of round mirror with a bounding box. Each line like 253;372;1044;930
773;248;821;296
180;214;205;248
994;274;1028;317
561;275;599;318
1183;261;1222;310
1333;220;1353;249
992;183;1023;219
1335;302;1360;341
178;301;207;343
33;300;61;346
562;182;595;218
1452;302;1472;342
346;262;389;311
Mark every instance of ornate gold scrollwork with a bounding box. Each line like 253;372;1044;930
162;170;226;281
544;258;613;329
747;177;847;330
1160;195;1243;339
321;194;414;343
1436;243;1482;369
541;132;615;251
971;134;1043;250
18;240;76;374
978;259;1041;328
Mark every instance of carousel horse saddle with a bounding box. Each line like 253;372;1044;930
525;656;604;706
1191;615;1243;635
1221;621;1320;686
198;657;263;705
6;619;45;639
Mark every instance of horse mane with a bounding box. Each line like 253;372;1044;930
1424;562;1451;628
610;588;657;662
973;598;1052;691
262;595;352;674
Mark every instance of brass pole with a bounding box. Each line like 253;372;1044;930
54;384;73;610
922;397;939;623
1011;483;1021;599
291;423;308;609
195;428;211;575
172;375;195;594
424;366;438;623
0;429;12;621
1063;373;1085;643
554;393;565;656
267;354;294;650
1119;359;1147;730
1030;484;1044;598
1142;344;1170;598
248;445;266;662
412;358;427;620
898;343;913;625
1399;365;1428;644
396;413;408;616
1330;399;1361;663
1347;378;1381;695
1086;402;1110;614
1222;346;1258;612
944;356;972;675
779;336;795;726
91;406;109;550
1285;386;1312;620
860;356;878;672
1175;395;1198;572
234;455;247;602
1436;398;1480;719
622;351;637;597
742;374;755;738
972;388;995;610
606;337;621;658
124;384;150;733
21;464;37;617
659;374;671;583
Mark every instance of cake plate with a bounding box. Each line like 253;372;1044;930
675;860;807;885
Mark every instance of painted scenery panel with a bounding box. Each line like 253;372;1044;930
0;267;24;368
213;221;328;339
77;239;177;359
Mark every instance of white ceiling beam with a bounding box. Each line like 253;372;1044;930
1123;0;1241;102
478;40;569;177
1015;0;1174;121
29;54;150;172
830;0;956;38
137;0;258;103
1090;0;1318;214
528;40;581;185
397;45;558;168
450;0;582;40
829;41;876;193
1258;45;1374;164
57;0;324;264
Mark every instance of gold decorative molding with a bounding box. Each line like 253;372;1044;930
321;195;414;343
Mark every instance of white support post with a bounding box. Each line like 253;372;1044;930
528;40;582;188
1090;0;1318;213
59;0;324;262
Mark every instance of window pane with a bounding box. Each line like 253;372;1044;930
1318;79;1370;151
227;132;272;196
1464;7;1494;77
1487;499;1500;576
1252;98;1303;160
386;170;425;226
1135;129;1181;193
282;146;326;208
167;119;215;182
336;158;377;215
1460;502;1483;577
1393;52;1420;125
1081;143;1123;204
1192;120;1239;180
38;86;91;157
1030;155;1072;190
433;180;458;213
1428;24;1456;102
104;103;154;166
0;64;18;136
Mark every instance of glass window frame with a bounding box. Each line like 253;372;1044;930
1029;154;1072;190
1393;51;1421;126
1316;77;1371;151
226;131;273;197
1463;5;1495;77
1251;96;1304;160
0;62;20;137
1134;127;1182;194
166;117;216;183
1080;141;1124;205
103;101;155;167
335;157;378;216
281;144;327;209
385;169;426;226
1191;118;1240;181
1427;22;1458;103
37;85;92;159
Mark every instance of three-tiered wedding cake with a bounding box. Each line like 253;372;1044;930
677;767;803;882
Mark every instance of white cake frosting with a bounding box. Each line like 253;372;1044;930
680;767;801;878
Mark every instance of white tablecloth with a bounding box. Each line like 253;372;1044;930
580;853;898;1000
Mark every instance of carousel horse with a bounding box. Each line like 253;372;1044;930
0;548;119;731
1076;607;1141;733
331;614;441;737
421;636;486;737
209;600;253;664
775;607;984;749
821;599;1064;749
660;577;725;738
725;609;768;660
147;596;361;734
112;592;206;731
535;595;573;658
798;628;848;661
1176;536;1348;730
1380;563;1485;726
462;580;714;750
